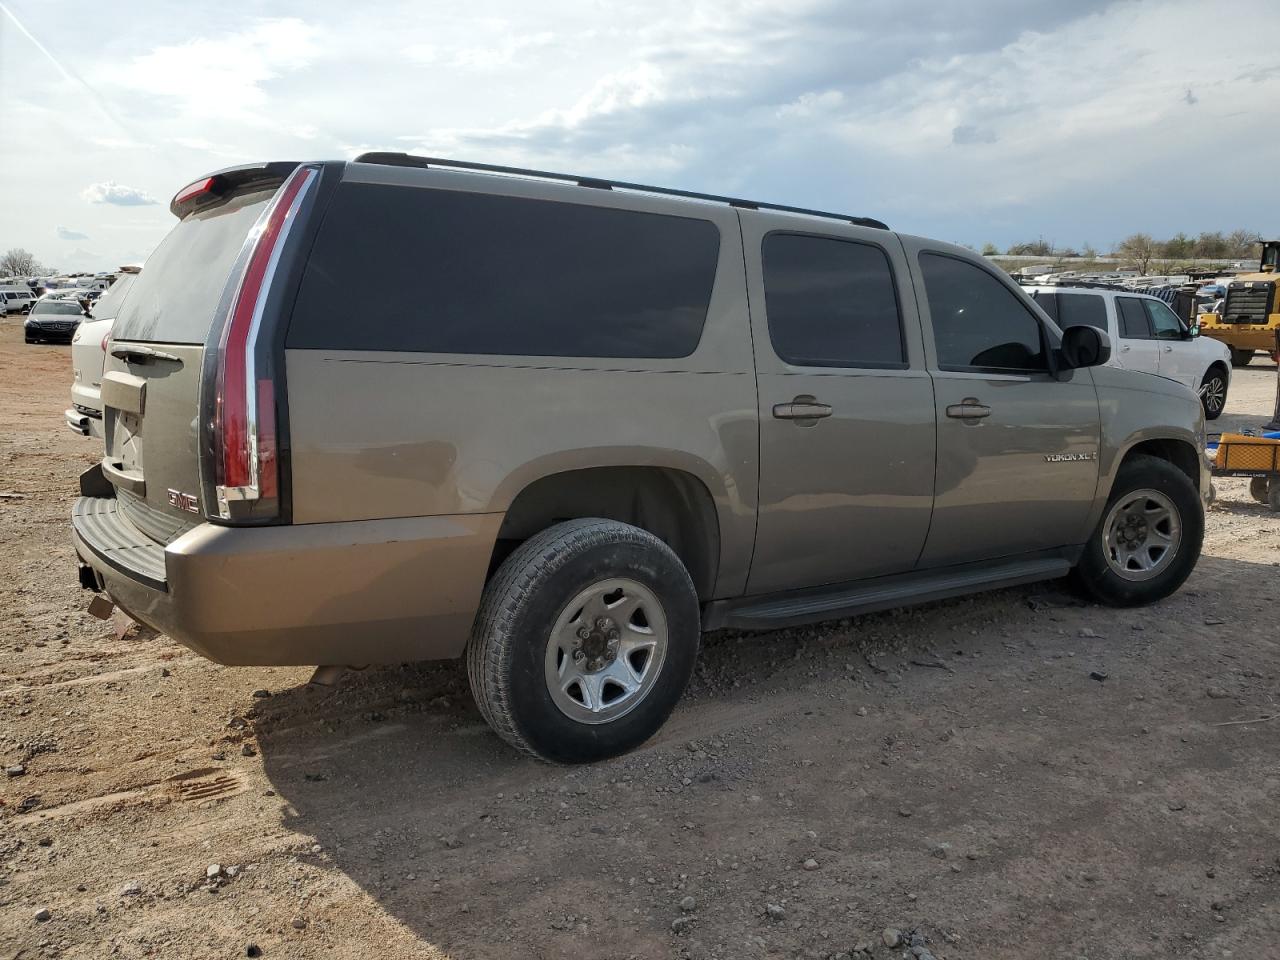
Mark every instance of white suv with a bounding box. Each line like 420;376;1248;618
1026;285;1232;419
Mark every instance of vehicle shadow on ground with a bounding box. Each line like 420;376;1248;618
250;559;1279;959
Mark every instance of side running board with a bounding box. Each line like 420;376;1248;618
704;556;1073;631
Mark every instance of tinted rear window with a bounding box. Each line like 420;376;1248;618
287;182;721;358
112;189;274;344
1117;297;1152;338
762;233;904;368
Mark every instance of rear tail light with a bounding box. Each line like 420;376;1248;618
209;166;317;521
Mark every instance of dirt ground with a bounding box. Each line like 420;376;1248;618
1;315;1278;960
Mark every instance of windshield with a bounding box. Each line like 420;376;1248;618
88;272;137;320
112;188;274;344
34;300;84;316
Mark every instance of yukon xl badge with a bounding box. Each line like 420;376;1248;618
167;488;200;514
1045;452;1097;463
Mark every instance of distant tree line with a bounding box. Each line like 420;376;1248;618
983;231;1263;268
0;248;51;277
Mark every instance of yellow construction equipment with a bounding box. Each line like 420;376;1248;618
1198;240;1280;366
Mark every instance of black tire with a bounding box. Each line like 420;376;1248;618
1269;483;1280;514
1249;477;1270;504
466;518;700;763
1200;365;1228;420
1230;348;1252;368
1072;454;1204;607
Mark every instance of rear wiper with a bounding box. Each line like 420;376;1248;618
109;344;182;364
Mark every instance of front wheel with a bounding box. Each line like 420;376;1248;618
1200;367;1228;420
466;518;700;763
1072;455;1204;606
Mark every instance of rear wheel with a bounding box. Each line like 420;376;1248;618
467;518;700;763
1230;348;1253;367
1200;366;1228;420
1073;455;1203;606
1250;477;1270;504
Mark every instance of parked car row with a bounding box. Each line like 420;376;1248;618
66;266;140;437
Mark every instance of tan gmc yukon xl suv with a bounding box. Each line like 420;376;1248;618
73;155;1209;762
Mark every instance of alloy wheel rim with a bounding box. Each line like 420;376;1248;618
1201;376;1225;413
1102;488;1182;581
544;578;668;724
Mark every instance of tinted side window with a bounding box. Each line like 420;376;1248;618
1031;291;1059;323
762;234;904;368
1057;293;1108;331
1117;297;1152;339
289;183;720;358
1143;299;1184;340
919;254;1046;372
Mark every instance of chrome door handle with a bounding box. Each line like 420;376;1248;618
945;399;991;420
773;395;833;421
1162;345;1173;352
1120;344;1131;352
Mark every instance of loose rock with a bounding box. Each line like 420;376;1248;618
120;881;142;896
882;928;903;948
5;763;25;777
803;858;819;871
766;903;786;921
679;895;696;912
34;907;51;922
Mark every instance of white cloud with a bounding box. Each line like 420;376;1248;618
105;18;320;123
81;181;158;206
56;226;89;240
5;0;1280;270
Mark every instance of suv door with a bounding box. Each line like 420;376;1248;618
905;246;1100;567
1115;296;1162;375
1142;297;1195;387
743;215;935;593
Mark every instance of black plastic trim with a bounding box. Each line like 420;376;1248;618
353;152;889;230
703;549;1079;631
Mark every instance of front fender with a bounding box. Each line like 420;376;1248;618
1084;367;1207;536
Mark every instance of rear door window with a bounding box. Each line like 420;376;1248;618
761;233;905;368
919;253;1047;373
112;189;275;344
288;183;721;358
1116;297;1153;339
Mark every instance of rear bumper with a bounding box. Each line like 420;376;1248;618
73;495;501;666
65;407;102;438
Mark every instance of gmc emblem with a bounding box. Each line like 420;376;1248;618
166;488;200;514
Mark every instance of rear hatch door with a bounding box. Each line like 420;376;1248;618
100;186;279;543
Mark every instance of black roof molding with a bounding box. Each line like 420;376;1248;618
353;152;889;231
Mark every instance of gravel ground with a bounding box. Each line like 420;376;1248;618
2;316;1279;960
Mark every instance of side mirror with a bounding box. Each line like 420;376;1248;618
1060;325;1111;369
1188;323;1200;338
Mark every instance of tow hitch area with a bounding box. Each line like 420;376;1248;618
79;563;102;591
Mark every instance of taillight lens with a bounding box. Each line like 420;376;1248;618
210;166;316;521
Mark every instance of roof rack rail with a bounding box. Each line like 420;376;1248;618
352;152;889;231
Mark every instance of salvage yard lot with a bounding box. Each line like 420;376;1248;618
2;315;1279;960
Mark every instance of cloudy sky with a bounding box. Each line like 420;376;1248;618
2;0;1278;273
